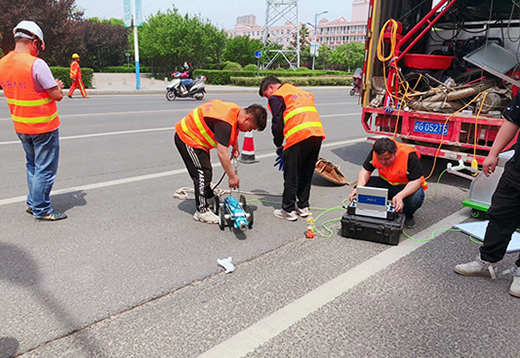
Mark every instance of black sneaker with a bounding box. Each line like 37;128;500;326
36;211;67;221
26;207;33;215
404;215;416;228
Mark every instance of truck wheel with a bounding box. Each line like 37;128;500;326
166;90;176;101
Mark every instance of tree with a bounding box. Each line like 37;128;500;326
290;24;310;49
222;35;263;67
0;0;84;65
136;9;227;75
329;42;365;71
315;44;332;70
79;18;130;71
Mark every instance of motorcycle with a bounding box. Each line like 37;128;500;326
166;72;206;101
350;67;362;96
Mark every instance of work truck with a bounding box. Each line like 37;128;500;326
361;0;519;163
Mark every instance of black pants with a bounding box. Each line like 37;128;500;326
480;159;520;265
282;136;322;212
174;133;214;212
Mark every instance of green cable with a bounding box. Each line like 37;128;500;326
469;235;483;245
402;228;461;242
428;168;448;202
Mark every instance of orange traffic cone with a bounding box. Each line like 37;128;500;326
238;132;258;164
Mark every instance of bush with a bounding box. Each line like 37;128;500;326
244;64;258;71
195;69;348;85
230;76;352;87
50;66;94;88
296;66;311;72
222;62;243;71
102;66;152;73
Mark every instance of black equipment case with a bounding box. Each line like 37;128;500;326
340;212;404;245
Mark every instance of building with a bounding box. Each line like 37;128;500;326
225;0;369;50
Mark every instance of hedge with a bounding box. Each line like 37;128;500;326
230;76;353;87
102;66;152;73
194;69;348;85
222;62;243;71
50;66;93;88
243;64;258;71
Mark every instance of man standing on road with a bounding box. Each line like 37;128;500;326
348;138;427;228
68;53;87;98
455;93;520;298
0;20;67;221
174;100;267;224
259;76;325;221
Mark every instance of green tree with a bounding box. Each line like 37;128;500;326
315;44;332;70
329;42;364;71
136;8;227;75
222;35;263;67
290;24;310;49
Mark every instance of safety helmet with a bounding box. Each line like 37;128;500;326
13;20;45;50
72;53;80;59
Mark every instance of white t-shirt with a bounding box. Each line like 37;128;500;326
32;58;58;93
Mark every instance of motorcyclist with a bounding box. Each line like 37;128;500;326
179;61;193;95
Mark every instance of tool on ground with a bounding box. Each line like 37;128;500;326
314;157;349;185
214;157;254;231
306;214;315;239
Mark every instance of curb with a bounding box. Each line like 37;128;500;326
0;86;350;98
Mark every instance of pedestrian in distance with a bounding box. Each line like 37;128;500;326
259;76;326;221
348;138;427;228
68;53;87;98
174;100;267;224
455;92;520;298
0;20;67;220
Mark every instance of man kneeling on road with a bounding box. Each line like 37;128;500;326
348;138;427;228
174;100;267;224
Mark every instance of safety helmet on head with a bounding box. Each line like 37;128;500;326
13;20;45;50
72;53;80;59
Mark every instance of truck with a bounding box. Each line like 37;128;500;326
361;0;519;164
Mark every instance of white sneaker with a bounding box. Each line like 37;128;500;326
193;210;219;224
509;267;520;298
454;255;498;278
296;206;310;217
273;209;298;221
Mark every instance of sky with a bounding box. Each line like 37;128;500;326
73;0;353;30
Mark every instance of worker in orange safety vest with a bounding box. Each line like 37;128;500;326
259;76;326;222
68;53;87;98
174;100;267;224
0;20;67;221
349;138;427;228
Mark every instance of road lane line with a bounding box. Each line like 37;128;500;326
0;137;366;206
0;113;362;145
196;208;469;358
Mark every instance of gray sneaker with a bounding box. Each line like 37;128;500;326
273;209;298;221
296;206;310;217
193;210;219;224
455;255;498;279
509;267;520;298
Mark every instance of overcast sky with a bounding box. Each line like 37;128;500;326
74;0;353;30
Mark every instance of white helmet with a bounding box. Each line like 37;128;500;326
13;20;45;50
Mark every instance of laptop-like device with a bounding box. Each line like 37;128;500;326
348;186;396;219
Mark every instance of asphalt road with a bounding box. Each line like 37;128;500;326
1;91;519;358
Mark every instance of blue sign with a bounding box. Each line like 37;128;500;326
124;0;132;27
413;121;449;135
358;194;386;207
254;51;263;59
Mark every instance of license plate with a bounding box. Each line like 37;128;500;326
413;121;448;135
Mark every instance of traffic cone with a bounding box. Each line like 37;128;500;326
238;132;258;164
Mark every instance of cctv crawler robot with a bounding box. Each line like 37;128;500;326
214;193;254;231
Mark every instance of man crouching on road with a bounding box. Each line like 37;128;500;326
348;138;427;228
174;100;267;224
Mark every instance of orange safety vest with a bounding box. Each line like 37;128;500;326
268;84;325;150
70;60;80;79
175;100;240;152
0;52;60;135
372;140;428;190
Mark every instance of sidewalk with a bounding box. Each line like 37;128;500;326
0;72;350;97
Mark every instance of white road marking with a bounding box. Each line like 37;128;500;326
0;137;366;207
0;113;361;145
196;208;469;358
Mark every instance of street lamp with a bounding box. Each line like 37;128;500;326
309;11;328;70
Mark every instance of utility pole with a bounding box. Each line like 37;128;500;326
310;11;327;70
124;0;141;89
